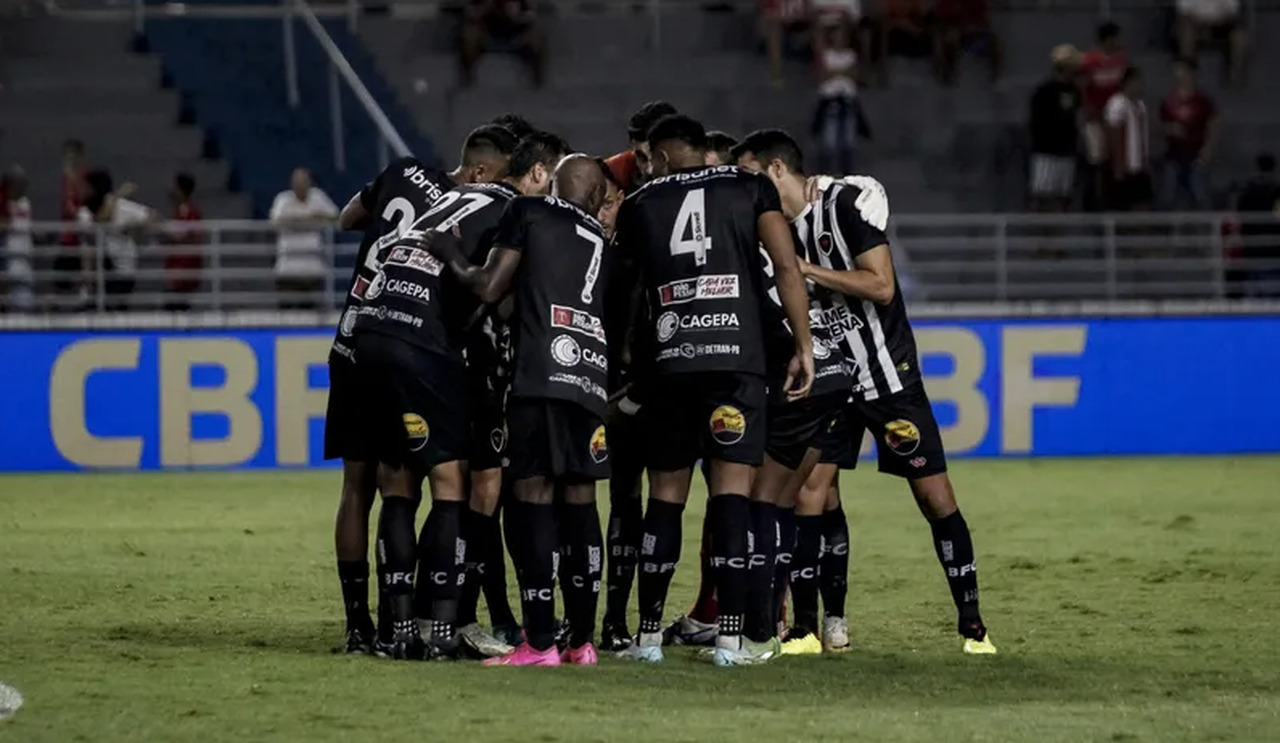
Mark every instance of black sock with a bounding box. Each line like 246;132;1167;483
560;501;604;648
711;493;751;640
929;509;983;633
745;500;779;642
456;508;485;628
480;509;517;628
636;498;685;635
338;560;373;632
377;497;419;631
418;500;464;642
603;489;642;626
511;500;559;651
773;506;795;629
820;506;849;618
792;515;822;634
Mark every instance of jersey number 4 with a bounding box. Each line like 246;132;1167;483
670;188;711;266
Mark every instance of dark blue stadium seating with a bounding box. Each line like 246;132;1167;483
146;16;439;218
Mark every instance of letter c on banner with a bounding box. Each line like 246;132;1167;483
49;338;144;468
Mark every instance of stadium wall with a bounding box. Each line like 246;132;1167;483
2;317;1278;472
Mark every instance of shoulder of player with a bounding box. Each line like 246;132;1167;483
628;164;746;200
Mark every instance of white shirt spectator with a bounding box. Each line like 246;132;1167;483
1104;92;1149;174
1176;0;1238;23
5;196;34;310
78;197;152;276
818;48;858;98
270;186;338;278
813;0;861;24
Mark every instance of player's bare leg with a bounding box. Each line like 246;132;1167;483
373;463;427;661
558;482;604;665
409;460;468;659
908;472;995;654
334;459;377;653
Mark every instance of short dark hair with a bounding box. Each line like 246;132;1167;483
490;113;538;141
730;129;805;175
1258;153;1277;173
83;169;113;213
647;114;707;152
463;124;519;158
175;172;196;197
706;130;738;160
627;100;679;143
508;131;571;179
1098;21;1120;42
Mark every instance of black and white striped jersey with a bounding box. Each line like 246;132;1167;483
792;180;920;401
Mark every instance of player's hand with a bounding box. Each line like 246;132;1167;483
804;175;835;203
795;253;813;276
847;175;889;231
783;347;815;401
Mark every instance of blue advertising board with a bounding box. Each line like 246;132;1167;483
1;317;1278;471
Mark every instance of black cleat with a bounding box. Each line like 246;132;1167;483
374;630;426;661
337;625;375;655
600;621;633;652
426;636;463;662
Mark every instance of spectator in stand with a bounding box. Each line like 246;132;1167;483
1176;0;1246;85
55;138;89;306
877;0;936;86
761;0;812;88
270;167;337;310
1104;66;1152;211
79;169;157;311
165;173;203;310
1079;22;1128;210
1232;153;1280;297
810;0;872;64
1159;58;1218;210
812;19;871;174
2;166;34;312
1028;44;1082;211
460;0;544;88
934;0;1001;85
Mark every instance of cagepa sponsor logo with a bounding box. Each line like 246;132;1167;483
550;333;607;371
655;311;740;343
385;278;430;302
657;274;740;306
551;304;605;342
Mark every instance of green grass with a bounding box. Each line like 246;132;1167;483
2;459;1280;741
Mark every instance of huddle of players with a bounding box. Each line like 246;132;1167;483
324;103;997;667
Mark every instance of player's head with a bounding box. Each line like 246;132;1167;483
705;131;738;166
594;157;625;239
459;124;519;184
647;114;708;177
490;113;538;141
507;130;571;195
627;100;678;182
731;128;806;182
1097;21;1121;50
553;153;608;215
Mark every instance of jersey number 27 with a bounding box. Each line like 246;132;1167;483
670;188;711;266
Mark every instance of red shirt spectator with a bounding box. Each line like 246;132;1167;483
1079;22;1127;118
165;173;203;296
1160;60;1217;164
60;139;88;247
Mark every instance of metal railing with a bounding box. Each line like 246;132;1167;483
2;213;1279;315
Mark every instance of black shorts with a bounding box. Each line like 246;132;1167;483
817;405;861;469
844;383;947;479
323;351;363;461
350;334;470;473
640;372;766;471
765;391;848;471
469;379;508;472
506;399;609;482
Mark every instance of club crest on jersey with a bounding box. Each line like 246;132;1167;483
589;425;608;463
490;426;507;453
709;405;746;445
403;413;430;452
551;334;582;367
339;307;357;337
816;232;834;256
813;339;832;359
884;419;921;455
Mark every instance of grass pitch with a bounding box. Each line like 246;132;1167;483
1;458;1279;742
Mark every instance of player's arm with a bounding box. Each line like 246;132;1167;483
451;245;521;304
800;244;895;305
339;192;371;231
759;210;814;400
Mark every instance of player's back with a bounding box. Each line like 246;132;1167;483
353;228;461;363
621;164;772;378
503;195;610;417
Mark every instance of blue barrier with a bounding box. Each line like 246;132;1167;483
1;317;1278;472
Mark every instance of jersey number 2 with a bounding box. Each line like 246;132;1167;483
669;188;710;266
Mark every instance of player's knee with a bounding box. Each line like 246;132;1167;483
428;460;468;503
513;477;555;505
470;469;502;515
909;473;957;519
563;482;597;506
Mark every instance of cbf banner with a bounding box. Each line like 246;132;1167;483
1;318;1278;471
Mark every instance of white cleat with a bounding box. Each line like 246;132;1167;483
822;615;851;653
711;636;780;667
616;631;665;663
458;623;514;658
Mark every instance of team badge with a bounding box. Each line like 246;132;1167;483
709;405;746;446
816;232;834;256
883;419;920;455
812;339;831;359
490;426;507;454
589;425;609;464
402;413;430;452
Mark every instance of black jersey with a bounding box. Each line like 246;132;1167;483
616;165;779;377
352;229;461;362
793;180;920;401
495;196;611;417
758;245;852;398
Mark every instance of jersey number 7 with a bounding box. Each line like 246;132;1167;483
670;188;711;266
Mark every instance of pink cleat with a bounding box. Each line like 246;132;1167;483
482;642;561;667
561;643;598;666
